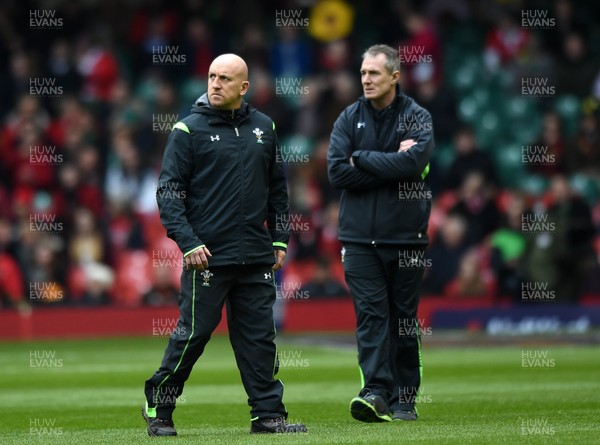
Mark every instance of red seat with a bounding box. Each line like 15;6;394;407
112;250;153;306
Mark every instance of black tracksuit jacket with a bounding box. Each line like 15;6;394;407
328;88;434;246
156;94;289;266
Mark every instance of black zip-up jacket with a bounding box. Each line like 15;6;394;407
156;94;290;266
327;88;434;246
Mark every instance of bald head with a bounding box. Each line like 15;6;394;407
207;54;250;110
211;53;248;80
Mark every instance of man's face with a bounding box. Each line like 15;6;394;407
360;54;399;105
207;57;249;110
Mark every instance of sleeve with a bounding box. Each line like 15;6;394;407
156;121;205;256
327;109;388;190
267;122;290;251
352;108;434;181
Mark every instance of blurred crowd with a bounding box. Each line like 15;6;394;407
1;0;599;309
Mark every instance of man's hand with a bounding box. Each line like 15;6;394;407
399;139;417;152
185;246;212;271
272;250;286;271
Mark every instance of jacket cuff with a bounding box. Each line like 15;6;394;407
351;150;364;167
273;242;288;252
183;244;205;257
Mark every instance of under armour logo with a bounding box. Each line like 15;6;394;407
264;273;272;280
357;122;365;128
210;135;220;141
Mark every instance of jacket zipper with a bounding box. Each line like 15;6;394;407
235;125;245;264
371;110;378;246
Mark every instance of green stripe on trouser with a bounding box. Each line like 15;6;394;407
154;270;196;405
415;318;423;416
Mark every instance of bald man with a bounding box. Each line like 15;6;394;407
142;54;307;435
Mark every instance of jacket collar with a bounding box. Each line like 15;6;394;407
192;93;251;124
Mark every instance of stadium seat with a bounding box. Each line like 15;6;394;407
113;250;153;306
179;78;206;105
451;59;481;94
554;95;581;137
431;143;455;173
519;174;548;196
570;174;600;206
494;144;526;188
458;95;479;123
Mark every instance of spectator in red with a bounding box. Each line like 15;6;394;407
528;111;566;176
75;35;119;102
449;171;500;247
0;218;24;308
185;18;214;78
445;249;496;297
484;10;529;71
399;9;442;91
566;111;600;176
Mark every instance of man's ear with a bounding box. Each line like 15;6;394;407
240;81;250;96
391;70;401;85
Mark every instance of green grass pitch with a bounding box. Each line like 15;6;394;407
2;335;599;444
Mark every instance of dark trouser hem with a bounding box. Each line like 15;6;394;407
144;265;286;419
343;243;424;409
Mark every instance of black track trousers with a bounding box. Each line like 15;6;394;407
343;243;424;412
144;265;286;420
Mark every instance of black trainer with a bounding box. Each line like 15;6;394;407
392;409;418;421
349;389;392;422
250;417;308;433
141;404;177;436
